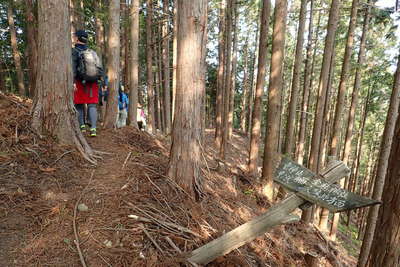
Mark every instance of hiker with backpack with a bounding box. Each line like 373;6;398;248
72;30;104;137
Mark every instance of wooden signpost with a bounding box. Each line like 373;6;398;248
187;158;380;265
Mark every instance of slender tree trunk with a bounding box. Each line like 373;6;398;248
247;19;260;137
163;0;172;134
240;37;250;133
32;0;95;164
25;0;38;98
104;0;121;128
7;3;26;96
261;0;287;200
284;0;307;157
172;0;178;123
358;50;400;267
228;4;238;140
168;0;207;199
146;0;156;133
215;0;226;149
95;0;106;62
318;46;337;232
330;0;370;240
248;0;271;175
296;3;317;164
128;0;139;127
330;0;359;157
220;0;233;159
303;0;340;223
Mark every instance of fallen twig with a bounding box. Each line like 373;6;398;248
165;236;182;253
122;151;132;169
126;208;201;238
140;223;164;255
52;150;73;166
144;172;163;194
73;170;95;267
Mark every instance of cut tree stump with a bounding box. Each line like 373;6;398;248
187;159;350;265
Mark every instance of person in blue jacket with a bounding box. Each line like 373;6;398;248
117;84;129;128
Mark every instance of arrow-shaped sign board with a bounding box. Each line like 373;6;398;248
274;158;380;212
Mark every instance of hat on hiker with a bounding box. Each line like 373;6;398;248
74;30;88;44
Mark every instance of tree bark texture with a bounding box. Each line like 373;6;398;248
248;0;271;175
162;0;172;134
95;0;106;63
261;0;288;199
283;0;307;157
25;0;38;98
146;0;155;133
7;3;26;96
168;0;207;198
240;37;250;133
32;0;95;164
215;0;226;150
128;0;139;127
220;0;233;159
368;99;400;267
358;52;400;267
228;3;238;140
172;0;178;123
104;0;121;128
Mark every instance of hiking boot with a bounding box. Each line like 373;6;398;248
89;128;97;137
80;125;87;133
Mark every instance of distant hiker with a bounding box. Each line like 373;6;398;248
117;84;129;128
72;29;104;137
137;103;146;130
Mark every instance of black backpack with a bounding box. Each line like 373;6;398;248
75;48;102;83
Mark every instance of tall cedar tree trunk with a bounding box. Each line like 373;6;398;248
248;0;271;175
358;54;400;267
248;20;260;137
318;46;336;230
7;3;26;96
128;0;139;127
283;0;307;157
330;0;371;240
330;0;359;157
368;92;400;266
302;0;340;223
163;0;172;134
104;0;121;128
261;0;288;200
228;4;238;140
324;0;359;232
220;0;233;159
240;37;250;132
0;56;5;92
25;0;38;98
297;6;319;165
215;0;226;149
95;0;106;63
146;0;156;133
168;0;207;199
172;0;178;123
32;0;95;163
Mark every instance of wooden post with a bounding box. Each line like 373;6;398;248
187;160;350;265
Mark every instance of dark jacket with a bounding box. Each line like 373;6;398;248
72;44;105;81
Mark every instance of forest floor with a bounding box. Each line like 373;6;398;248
0;92;359;267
